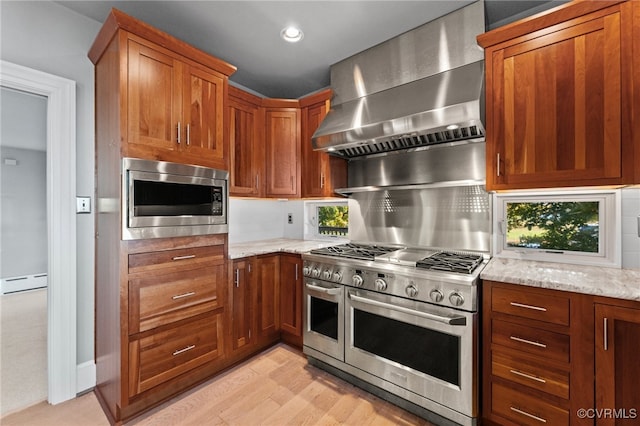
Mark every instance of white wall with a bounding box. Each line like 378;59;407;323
0;1;101;365
0;148;47;278
228;198;304;244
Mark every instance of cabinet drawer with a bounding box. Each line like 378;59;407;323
492;319;570;362
129;264;224;333
128;311;223;396
492;286;570;326
492;351;569;399
492;382;568;426
128;245;224;274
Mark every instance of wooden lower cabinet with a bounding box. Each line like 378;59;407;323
228;253;304;360
482;280;594;425
94;235;229;423
279;254;303;347
594;300;640;426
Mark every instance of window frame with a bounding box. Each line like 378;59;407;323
303;200;349;241
493;188;621;268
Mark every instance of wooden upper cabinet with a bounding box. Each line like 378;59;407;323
127;39;182;152
478;0;639;190
227;86;264;197
300;89;347;197
182;66;226;165
264;101;301;198
89;9;236;170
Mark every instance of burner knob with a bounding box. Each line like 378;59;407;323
323;269;332;280
405;285;418;298
312;268;321;278
374;278;387;291
352;274;364;287
302;266;311;276
333;271;343;282
449;292;465;307
429;289;444;303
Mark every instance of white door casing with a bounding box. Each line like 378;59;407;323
0;60;77;405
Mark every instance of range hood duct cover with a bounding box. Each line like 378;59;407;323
312;61;485;158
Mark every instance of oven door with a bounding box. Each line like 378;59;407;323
345;288;477;417
303;279;344;362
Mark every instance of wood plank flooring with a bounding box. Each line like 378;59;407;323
2;344;435;426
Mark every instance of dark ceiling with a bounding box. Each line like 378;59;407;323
56;1;565;99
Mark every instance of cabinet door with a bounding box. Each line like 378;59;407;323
255;255;280;343
228;92;264;196
182;65;225;167
279;254;302;340
301;102;329;197
595;303;640;425
487;10;623;189
231;259;254;351
127;39;182;152
265;108;300;197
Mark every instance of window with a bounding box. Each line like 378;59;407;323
304;201;349;240
494;189;620;267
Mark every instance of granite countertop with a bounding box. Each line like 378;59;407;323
228;238;344;259
481;257;640;302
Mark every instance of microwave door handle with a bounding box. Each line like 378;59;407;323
349;293;466;326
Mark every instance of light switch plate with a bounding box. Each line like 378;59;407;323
76;196;91;214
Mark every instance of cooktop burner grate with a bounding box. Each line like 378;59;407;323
310;243;400;261
416;251;483;274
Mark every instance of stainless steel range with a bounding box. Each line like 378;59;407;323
303;242;487;426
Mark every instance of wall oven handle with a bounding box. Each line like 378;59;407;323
305;283;341;296
349;293;466;326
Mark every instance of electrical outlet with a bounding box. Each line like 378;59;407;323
287;213;293;224
76;196;91;214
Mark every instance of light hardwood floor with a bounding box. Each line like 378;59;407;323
2;344;435;426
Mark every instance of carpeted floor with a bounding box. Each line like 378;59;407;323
0;288;48;416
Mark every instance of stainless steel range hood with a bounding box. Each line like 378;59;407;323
312;1;486;159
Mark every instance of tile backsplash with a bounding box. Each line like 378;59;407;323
621;187;640;269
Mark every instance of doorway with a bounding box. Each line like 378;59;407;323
0;60;77;409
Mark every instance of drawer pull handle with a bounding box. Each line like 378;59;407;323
172;255;196;261
509;369;547;383
172;291;196;300
510;301;547;312
173;345;195;356
510;407;547;423
510;335;547;348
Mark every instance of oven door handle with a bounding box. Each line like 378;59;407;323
349;293;467;326
306;283;342;296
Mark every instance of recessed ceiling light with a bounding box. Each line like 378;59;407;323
281;26;304;43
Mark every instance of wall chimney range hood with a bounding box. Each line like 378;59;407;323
312;1;486;159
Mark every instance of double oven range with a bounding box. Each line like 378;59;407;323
302;242;487;426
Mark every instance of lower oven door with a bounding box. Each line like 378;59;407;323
303;279;344;362
345;288;477;418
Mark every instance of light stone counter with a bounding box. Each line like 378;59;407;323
481;257;640;302
228;238;344;260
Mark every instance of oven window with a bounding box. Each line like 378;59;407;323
310;297;338;340
134;180;223;216
354;309;460;386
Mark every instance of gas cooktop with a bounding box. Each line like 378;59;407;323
309;243;485;275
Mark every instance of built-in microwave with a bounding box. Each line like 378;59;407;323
122;158;228;240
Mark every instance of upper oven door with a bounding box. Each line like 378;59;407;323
345;288;477;417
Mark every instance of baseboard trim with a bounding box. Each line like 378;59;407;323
76;360;96;394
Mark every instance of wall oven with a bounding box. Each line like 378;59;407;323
122;158;228;240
